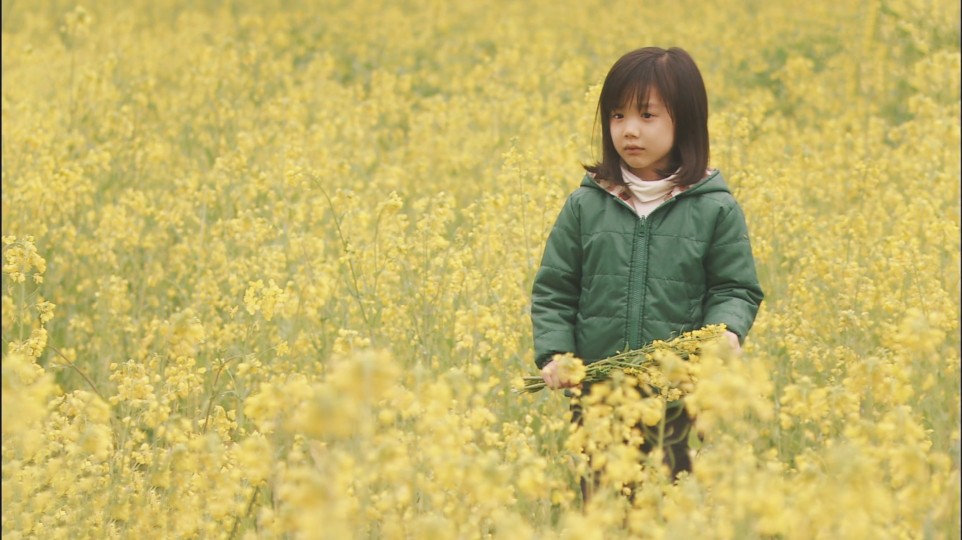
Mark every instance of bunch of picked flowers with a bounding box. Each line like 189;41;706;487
517;324;728;396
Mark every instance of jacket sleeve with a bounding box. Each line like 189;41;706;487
701;201;764;343
531;195;582;369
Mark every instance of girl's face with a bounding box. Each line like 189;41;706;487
609;88;675;180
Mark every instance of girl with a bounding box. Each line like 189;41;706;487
530;47;764;483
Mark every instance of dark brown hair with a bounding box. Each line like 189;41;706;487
584;47;710;186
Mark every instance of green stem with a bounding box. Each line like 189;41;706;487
228;485;260;540
308;174;372;332
204;353;246;434
46;344;106;402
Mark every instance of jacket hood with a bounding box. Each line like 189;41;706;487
581;169;730;196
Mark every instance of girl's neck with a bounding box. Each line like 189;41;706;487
621;164;677;184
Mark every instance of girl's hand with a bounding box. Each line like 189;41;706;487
724;330;742;355
541;357;580;390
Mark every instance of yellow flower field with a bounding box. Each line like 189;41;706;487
2;0;959;538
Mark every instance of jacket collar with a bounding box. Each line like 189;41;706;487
581;169;729;198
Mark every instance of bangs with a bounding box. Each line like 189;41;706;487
617;80;655;111
601;57;676;118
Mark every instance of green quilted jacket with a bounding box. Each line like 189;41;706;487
531;170;763;369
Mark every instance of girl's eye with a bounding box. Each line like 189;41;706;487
642;112;654;119
611;112;624;119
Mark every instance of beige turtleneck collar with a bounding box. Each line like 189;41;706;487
621;165;679;205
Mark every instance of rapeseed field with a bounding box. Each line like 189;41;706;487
2;0;960;538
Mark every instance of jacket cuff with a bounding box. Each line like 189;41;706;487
703;312;751;343
534;330;576;369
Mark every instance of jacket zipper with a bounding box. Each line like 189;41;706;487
627;215;648;350
594;180;691;351
626;198;678;350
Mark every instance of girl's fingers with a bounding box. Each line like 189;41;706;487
541;367;555;389
550;374;572;389
724;331;742;355
545;370;563;389
542;360;578;390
